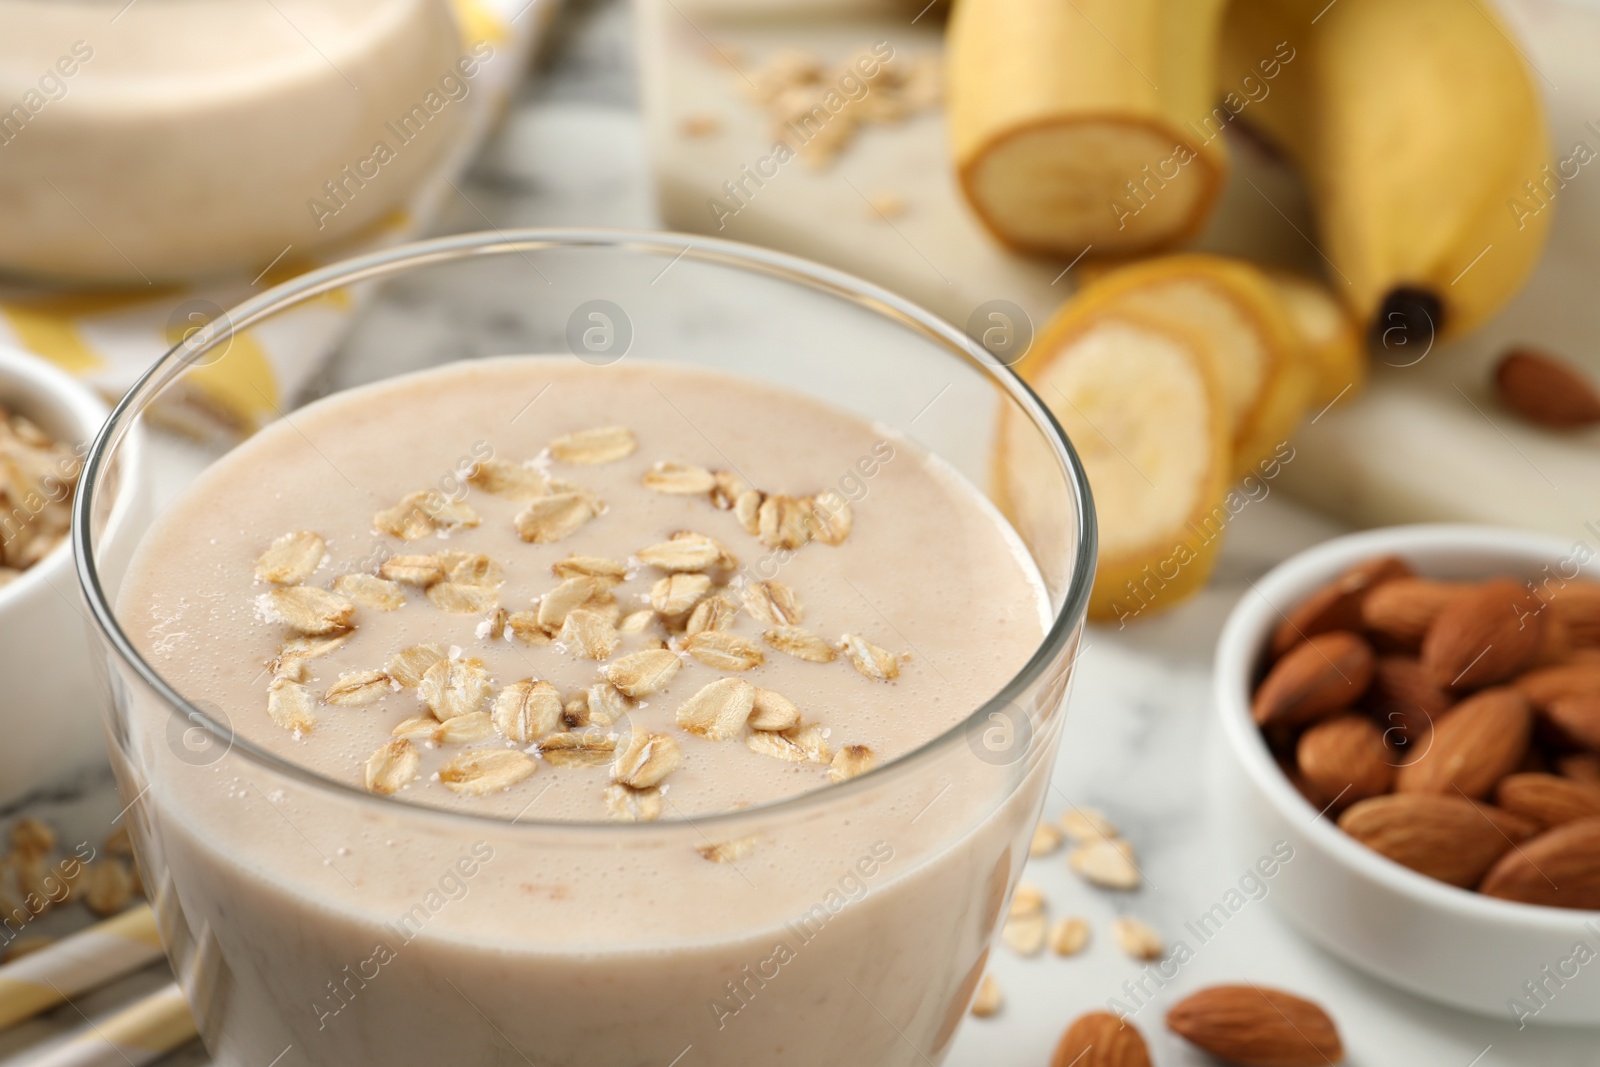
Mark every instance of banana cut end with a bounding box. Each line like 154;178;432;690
962;120;1223;257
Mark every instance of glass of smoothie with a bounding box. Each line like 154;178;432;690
74;230;1095;1067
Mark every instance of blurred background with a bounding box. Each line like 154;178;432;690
2;0;1600;1063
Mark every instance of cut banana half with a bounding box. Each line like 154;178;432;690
946;0;1231;256
1066;255;1312;478
998;311;1232;624
1268;270;1365;410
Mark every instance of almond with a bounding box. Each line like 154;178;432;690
1493;348;1600;428
1362;656;1451;755
1479;816;1600;908
1166;985;1343;1067
1558;752;1600;782
1533;614;1575;666
1360;578;1468;651
1338;793;1537;887
1516;663;1600;711
1550;580;1600;646
1422;578;1545;688
1269;555;1412;657
1252;631;1374;728
1495;773;1600;827
1542;694;1600;751
1394;687;1531;798
1296;714;1393;807
1050;1011;1152;1067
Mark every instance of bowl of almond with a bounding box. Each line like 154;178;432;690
1215;524;1600;1023
0;344;145;804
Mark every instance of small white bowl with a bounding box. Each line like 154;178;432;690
0;345;145;806
1215;524;1600;1025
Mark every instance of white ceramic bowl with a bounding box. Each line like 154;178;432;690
1215;524;1600;1025
0;345;144;805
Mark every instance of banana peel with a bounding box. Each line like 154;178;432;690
1219;0;1552;342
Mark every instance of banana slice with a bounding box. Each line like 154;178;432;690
1268;270;1365;410
998;311;1232;624
1068;255;1312;477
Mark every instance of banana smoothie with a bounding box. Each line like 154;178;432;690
115;358;1065;1066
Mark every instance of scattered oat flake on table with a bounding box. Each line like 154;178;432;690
970;974;1003;1018
1009;882;1045;919
1049;916;1091;956
1030;822;1063;857
1001;913;1048;956
1111;916;1164;961
1069;837;1141;890
1060;805;1119;843
82;860;135;917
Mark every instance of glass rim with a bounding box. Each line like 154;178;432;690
72;227;1098;835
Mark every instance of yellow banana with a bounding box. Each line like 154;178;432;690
946;0;1233;256
1219;0;1552;343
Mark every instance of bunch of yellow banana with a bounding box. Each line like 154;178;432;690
995;255;1362;624
948;0;1552;345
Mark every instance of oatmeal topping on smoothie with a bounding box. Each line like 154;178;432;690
242;423;901;816
127;362;1046;828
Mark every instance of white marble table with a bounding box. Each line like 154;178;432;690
5;1;1597;1063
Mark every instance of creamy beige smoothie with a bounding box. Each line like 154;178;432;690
114;358;1066;1066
